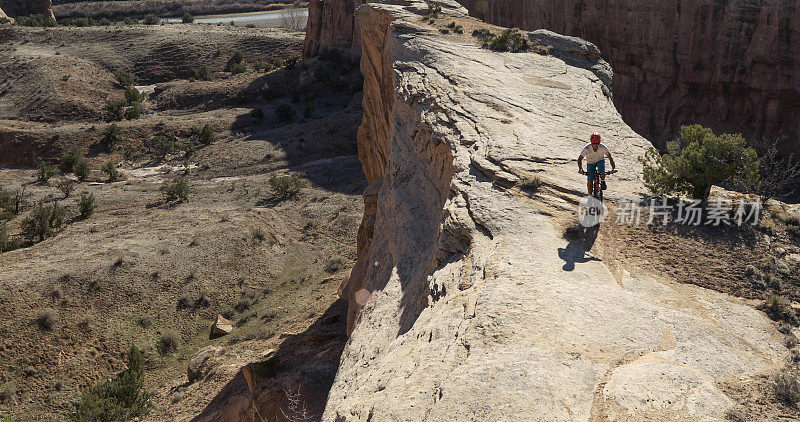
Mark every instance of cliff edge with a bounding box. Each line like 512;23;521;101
0;0;54;20
326;1;785;420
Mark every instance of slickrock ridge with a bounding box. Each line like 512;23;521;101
458;0;800;147
0;0;54;20
326;1;785;420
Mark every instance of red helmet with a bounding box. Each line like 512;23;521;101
590;132;601;144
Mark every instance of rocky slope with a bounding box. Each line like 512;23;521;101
0;0;54;20
324;1;786;420
458;0;800;148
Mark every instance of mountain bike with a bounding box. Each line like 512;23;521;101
586;170;617;203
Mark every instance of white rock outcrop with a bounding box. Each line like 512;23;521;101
326;1;785;421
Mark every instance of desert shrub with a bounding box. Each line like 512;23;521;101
194;65;212;81
245;23;256;28
774;371;800;406
160;177;190;202
198;124;216;145
122;17;138;25
147;135;176;157
72;346;150;421
235;298;252;312
229;63;247;75
273;58;285;68
60;148;82;173
158;331;181;355
0;188;11;218
22;201;65;241
761;295;798;325
124;106;140;120
0;187;25;218
745;265;765;288
101;162;120;182
518;175;542;194
181;13;194;23
37;162;59;185
74;157;91;181
58;179;76;198
79;192;96;219
639;125;758;204
0;223;7;251
286;56;299;69
36;309;59;331
439;28;449;34
102;124;123;149
105;99;127;121
325;256;346;273
423;0;442;20
251;108;265;119
113;71;134;88
142;14;159;25
447;21;464;34
124;86;141;104
176;296;192;310
472;28;493;39
0;17;9;25
268;174;305;199
17;14;56;27
259;82;277;101
745;139;800;203
227;51;244;68
480;28;529;52
60;16;97;27
137;315;153;328
275;104;294;122
98;17;112;26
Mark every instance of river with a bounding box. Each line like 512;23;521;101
163;9;308;27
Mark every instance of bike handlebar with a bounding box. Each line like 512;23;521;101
580;170;617;175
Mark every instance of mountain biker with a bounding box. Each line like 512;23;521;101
578;132;616;196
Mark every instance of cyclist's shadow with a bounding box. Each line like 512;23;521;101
557;225;601;271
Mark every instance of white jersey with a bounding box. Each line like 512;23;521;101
580;143;610;164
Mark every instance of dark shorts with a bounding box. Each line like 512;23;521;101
587;160;605;181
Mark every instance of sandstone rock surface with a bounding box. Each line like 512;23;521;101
188;345;224;383
211;314;233;337
458;0;800;147
0;0;54;20
325;1;786;420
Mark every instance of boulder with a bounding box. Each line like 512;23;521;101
210;314;233;337
187;345;223;383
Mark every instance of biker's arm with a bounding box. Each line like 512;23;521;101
577;155;584;173
606;150;616;170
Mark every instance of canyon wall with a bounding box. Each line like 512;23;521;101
459;0;800;147
324;1;785;420
305;0;800;147
303;0;364;58
0;0;54;20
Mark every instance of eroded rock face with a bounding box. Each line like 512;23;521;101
0;0;54;20
304;0;800;146
458;0;800;147
325;1;785;420
303;0;364;58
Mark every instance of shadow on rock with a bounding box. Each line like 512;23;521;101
193;299;348;422
558;224;601;271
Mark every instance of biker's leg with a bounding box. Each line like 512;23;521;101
598;160;607;190
586;161;597;195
